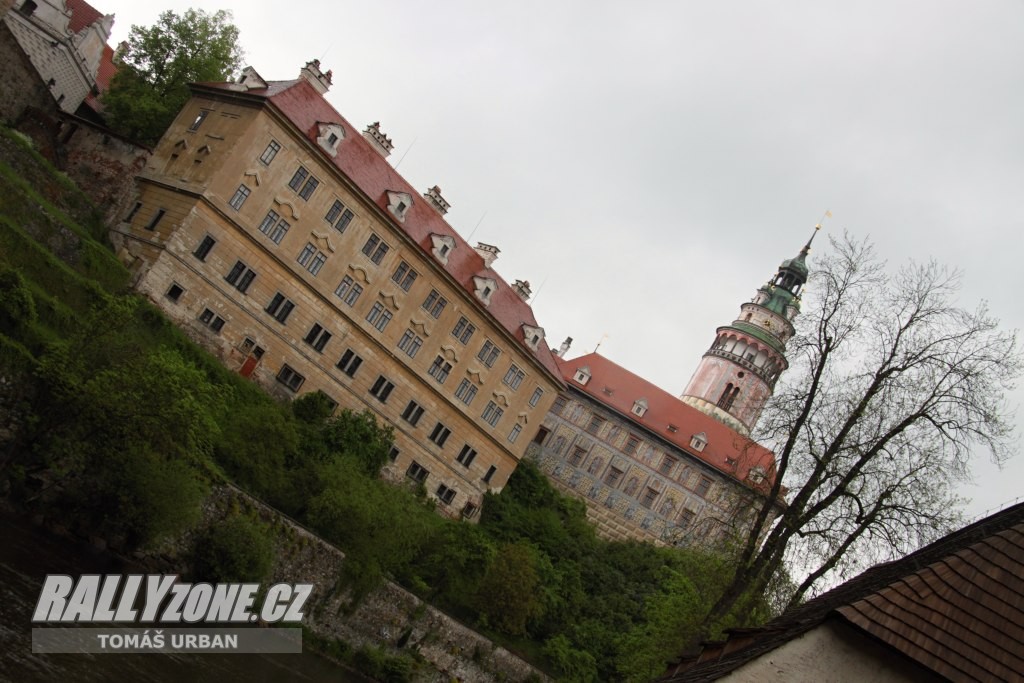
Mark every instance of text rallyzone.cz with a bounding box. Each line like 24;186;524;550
33;575;313;624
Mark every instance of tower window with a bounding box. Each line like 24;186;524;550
717;383;740;411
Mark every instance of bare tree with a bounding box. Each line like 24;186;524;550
706;233;1020;627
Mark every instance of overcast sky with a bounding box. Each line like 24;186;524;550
100;1;1024;520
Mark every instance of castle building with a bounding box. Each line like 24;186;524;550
529;241;813;546
4;0;116;118
113;62;564;518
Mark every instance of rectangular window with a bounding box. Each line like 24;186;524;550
586;415;606;436
427;355;452;384
145;208;166;231
391;261;418;292
456;445;477;467
365;302;393;332
508;424;522;443
361;234;389;264
477;340;501;368
482;401;504;428
483;465;496;484
193;235;216;261
324;200;354;232
304;323;332;353
336;349;363;377
659;455;677;476
334;275;363;306
258;210;290;244
569;446;586;467
679;508;696;529
406;461;429;483
388;445;400;461
308;252;327;276
462;502;478;519
229;184;251;210
397;329;423;358
435;484;456;506
288;166;308;191
502;365;526;390
370;375;395;403
451;317;475;345
276;364;304;392
298;177;319;200
551;396;568;416
297;243;328;276
165;283;184;302
401;400;424;426
125;201;142;223
455;378;478;405
695;476;712;498
198;308;225;333
188;110;208;131
224;260;256;294
259;140;280;165
604;467;623;488
624;434;641;456
428;422;451;447
421;290;447;319
640;488;659;509
288;166;319;200
265;292;295;324
529;387;544;407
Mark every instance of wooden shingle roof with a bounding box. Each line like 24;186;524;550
661;501;1024;682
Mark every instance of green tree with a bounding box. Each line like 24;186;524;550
193;514;275;582
474;542;545;636
102;8;243;144
706;234;1021;630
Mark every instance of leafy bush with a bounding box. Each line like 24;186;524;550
193;514;275;583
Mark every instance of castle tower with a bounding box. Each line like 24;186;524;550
680;229;817;436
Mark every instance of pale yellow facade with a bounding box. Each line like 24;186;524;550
113;76;562;518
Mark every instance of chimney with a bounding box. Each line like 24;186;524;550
557;337;573;358
424;186;450;215
363;122;394;158
299;59;332;95
474;242;500;269
512;279;532;301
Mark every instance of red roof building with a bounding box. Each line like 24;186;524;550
527;239;815;546
115;61;564;516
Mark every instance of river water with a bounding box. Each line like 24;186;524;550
0;511;362;682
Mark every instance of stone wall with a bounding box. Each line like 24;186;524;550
164;485;548;683
58;119;149;227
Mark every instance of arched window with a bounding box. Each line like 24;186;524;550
717;383;734;409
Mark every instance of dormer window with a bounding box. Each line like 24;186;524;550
690;432;707;452
316;123;345;157
473;276;497;306
521;324;545;352
573;366;591;385
386;191;413;222
632;398;648;417
430;234;456;265
749;466;766;484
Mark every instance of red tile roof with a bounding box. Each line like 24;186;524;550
194;77;563;383
661;501;1024;682
65;0;103;35
557;351;778;489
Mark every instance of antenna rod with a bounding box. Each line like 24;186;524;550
466;211;488;241
394;137;417;169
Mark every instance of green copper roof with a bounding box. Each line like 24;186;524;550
729;321;787;354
